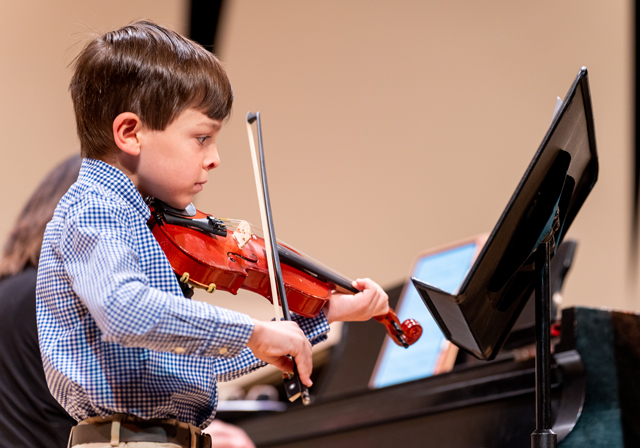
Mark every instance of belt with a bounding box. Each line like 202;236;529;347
68;414;212;448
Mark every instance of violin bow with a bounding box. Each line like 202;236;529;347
246;111;311;405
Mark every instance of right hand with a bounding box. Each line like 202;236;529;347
247;319;313;387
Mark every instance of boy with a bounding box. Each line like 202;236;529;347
36;20;389;447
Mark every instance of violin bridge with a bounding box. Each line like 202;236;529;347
233;220;252;249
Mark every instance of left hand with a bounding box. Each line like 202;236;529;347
203;419;255;448
323;278;389;324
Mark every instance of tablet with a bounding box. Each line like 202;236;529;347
369;235;487;389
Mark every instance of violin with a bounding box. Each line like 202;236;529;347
147;197;423;348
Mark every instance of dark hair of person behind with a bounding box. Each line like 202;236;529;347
0;156;82;278
69;19;234;160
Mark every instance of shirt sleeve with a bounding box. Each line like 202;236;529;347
214;311;330;382
62;195;254;359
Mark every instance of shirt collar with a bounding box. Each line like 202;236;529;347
78;158;150;220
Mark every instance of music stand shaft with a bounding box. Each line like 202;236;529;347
532;239;557;448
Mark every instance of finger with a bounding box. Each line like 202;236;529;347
353;278;378;300
356;279;389;316
372;283;389;313
266;354;295;375
377;291;390;315
353;278;365;289
354;277;376;291
289;340;313;387
354;277;375;290
297;363;313;388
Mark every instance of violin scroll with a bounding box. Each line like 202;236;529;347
374;309;423;348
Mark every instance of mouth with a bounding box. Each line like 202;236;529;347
194;181;206;192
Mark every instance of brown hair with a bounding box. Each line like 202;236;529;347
0;156;82;278
70;20;233;159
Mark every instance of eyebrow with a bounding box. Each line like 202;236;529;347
196;120;222;132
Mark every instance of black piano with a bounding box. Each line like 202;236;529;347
222;287;640;447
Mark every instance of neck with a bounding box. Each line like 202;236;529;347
101;152;145;198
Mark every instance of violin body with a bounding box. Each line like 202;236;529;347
148;198;422;347
149;200;333;318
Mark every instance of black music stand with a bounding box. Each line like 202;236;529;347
412;68;598;448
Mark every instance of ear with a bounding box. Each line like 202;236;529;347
113;112;143;156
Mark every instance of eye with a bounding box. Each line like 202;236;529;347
197;136;210;145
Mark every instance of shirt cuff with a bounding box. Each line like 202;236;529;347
291;310;330;345
197;307;254;358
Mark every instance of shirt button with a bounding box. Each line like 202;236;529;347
219;347;228;355
174;347;186;354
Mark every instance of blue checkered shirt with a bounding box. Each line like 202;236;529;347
36;158;329;428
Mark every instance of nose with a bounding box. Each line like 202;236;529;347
205;145;220;171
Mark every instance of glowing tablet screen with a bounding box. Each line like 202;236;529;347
370;242;477;389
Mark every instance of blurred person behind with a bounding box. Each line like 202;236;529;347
0;155;80;447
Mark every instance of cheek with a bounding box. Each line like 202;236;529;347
174;155;202;182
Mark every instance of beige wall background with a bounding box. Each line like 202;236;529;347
0;1;634;324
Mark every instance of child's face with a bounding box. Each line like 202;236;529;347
136;108;221;209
